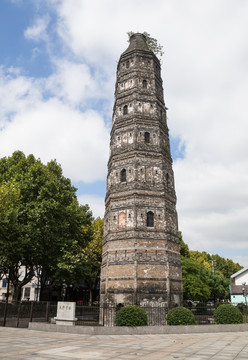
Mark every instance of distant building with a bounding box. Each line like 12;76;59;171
230;267;248;304
0;267;39;302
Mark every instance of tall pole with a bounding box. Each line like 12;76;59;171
242;282;247;305
3;269;10;327
242;282;247;322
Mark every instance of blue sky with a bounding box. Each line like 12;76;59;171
0;1;51;76
0;0;248;266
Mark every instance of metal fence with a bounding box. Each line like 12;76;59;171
1;301;247;328
0;301;57;328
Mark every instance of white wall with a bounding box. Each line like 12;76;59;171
234;271;248;285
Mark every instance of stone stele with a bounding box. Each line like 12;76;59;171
55;301;77;326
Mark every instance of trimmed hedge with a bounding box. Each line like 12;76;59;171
114;305;148;327
213;304;243;324
236;303;248;315
167;306;196;325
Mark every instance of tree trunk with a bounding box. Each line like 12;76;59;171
12;283;22;302
10;265;35;302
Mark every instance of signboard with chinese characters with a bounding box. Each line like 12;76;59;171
55;301;77;325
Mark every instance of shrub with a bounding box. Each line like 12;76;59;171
214;302;222;309
236;303;248;315
114;305;148;327
167;306;196;325
213;304;243;324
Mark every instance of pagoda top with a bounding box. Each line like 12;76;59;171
122;33;151;55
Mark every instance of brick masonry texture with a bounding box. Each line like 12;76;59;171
100;33;183;309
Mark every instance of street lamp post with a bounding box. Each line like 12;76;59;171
242;282;247;305
242;282;247;322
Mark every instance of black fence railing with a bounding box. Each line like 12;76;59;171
0;301;57;328
76;305;100;326
0;301;247;328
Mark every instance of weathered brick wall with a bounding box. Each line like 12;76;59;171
100;33;183;311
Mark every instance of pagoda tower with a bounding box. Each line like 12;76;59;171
100;33;182;309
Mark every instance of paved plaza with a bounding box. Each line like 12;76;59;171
1;327;248;359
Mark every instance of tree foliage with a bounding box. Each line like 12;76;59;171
0;151;92;300
181;257;211;301
179;232;242;301
179;231;190;258
56;217;103;304
0;181;22;278
127;31;164;58
190;251;242;278
208;272;230;300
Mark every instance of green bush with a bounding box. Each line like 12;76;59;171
167;306;196;325
213;304;243;324
114;305;148;327
214;302;222;309
236;303;248;315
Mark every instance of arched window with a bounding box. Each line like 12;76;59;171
116;303;124;311
166;173;169;188
144;132;150;143
123;105;128;115
126;61;129;69
147;211;154;227
143;79;147;89
120;169;126;182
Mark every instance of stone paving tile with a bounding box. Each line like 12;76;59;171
1;328;248;359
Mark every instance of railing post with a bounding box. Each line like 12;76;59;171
45;301;50;322
16;302;21;328
3;301;8;327
3;274;10;327
29;301;34;323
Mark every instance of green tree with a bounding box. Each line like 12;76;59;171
0;182;22;280
180;233;241;301
181;257;211;301
190;250;212;271
0;151;92;300
57;217;103;305
212;254;242;278
208;272;230;301
179;231;190;258
190;250;242;278
81;217;103;304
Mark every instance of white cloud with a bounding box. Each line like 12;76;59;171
0;67;43;125
0;69;109;183
24;16;50;41
0;100;109;183
45;59;112;107
78;194;105;218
